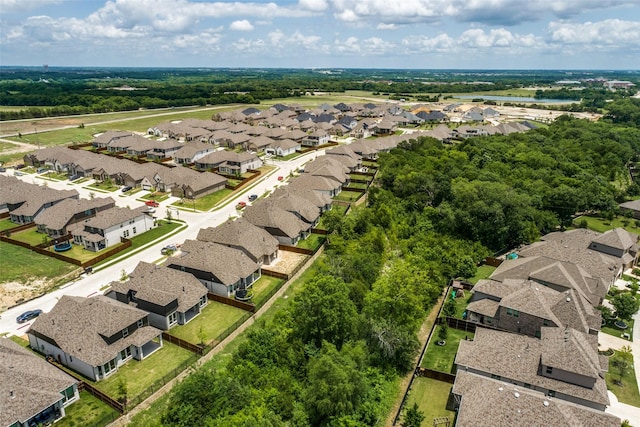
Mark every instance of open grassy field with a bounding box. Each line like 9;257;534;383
0;240;79;284
172;188;233;211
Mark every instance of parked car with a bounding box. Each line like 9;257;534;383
236;201;247;209
161;244;178;255
0;167;6;172
145;200;159;207
121;185;133;192
16;309;43;324
248;194;258;202
277;176;284;181
14;171;23;176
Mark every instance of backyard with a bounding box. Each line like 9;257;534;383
7;226;48;246
169;301;249;345
333;190;363;202
421;325;474;373
57;391;120;427
403;377;456;426
251;275;286;307
296;233;326;252
466;264;496;284
93;342;196;400
573;215;640;234
172;189;233;211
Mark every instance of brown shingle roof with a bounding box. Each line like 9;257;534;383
0;338;77;427
196;217;278;263
29;295;161;366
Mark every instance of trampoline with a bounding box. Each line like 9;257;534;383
53;241;72;252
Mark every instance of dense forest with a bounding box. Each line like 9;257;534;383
1;68;637;120
151;100;640;426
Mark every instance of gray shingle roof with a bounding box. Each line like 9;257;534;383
0;338;77;427
29;295;161;366
34;197;116;231
111;261;207;313
455;327;609;406
196;217;278;263
452;371;620;427
168;239;260;285
243;200;310;239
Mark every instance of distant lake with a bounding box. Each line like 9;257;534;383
455;95;579;104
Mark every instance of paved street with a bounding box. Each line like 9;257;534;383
0;151;322;336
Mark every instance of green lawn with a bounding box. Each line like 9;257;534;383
56;391;120;427
446;288;472;319
169;301;248;345
404;377;456;426
600;318;635;342
10;227;49;246
85;181;119;192
93;342;195;399
0;218;18;231
606;351;640;406
251;275;286;307
0;241;79;284
296;233;326;251
47;243;114;263
467;264;496;284
421;325;474;373
573;215;640;234
141;192;170;202
333;190;363;202
346;182;368;190
172;189;233;211
348;174;373;182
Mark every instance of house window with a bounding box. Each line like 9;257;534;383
535;330;541;338
491;374;501;380
133;227;137;235
61;385;76;404
123;230;130;238
168;311;178;326
543;319;550;326
122;327;129;338
524;383;531;389
548;390;556;397
506;308;520;317
137;319;144;328
546;366;553;375
103;359;116;376
200;296;207;307
485;317;493;324
120;347;132;360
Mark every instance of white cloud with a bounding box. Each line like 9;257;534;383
376;23;397;30
0;0;62;13
230;20;254;31
548;19;640;49
329;0;638;26
298;0;328;12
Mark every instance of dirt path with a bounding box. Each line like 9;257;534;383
384;289;447;427
0;137;39;156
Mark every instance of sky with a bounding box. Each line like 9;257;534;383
1;0;639;69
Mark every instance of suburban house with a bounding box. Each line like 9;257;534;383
455;327;611;411
270;191;322;227
173;141;217;165
288;174;343;198
517;228;638;287
304;157;351;186
0;337;79;427
243;201;312;245
324;145;363;171
28;295;163;382
488;256;609;306
1;177;79;225
451;370;620;427
195;150;262;176
69;206;155;251
34;196;116;238
619;199;640;219
370;119;397;135
271;186;332;214
92;130;133;149
465;278;601;337
246;136;275;153
107;262;208;330
301;130;330;147
266;139;299;157
166;239;261;298
197;217;279;265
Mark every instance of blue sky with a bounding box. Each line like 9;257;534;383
1;0;639;69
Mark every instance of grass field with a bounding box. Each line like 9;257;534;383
404;377;456;426
421;325;474;373
169;301;248;345
467;264;496;284
94;342;195;399
333;190;363;202
10;227;49;246
573;215;640;234
601;318;635;342
57;391;120;427
296;233;326;251
173;189;233;211
0;218;19;231
0;240;79;284
606;351;640;407
251;275;286;307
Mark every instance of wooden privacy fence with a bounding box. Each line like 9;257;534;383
262;269;289;280
78;381;125;413
278;244;313;255
415;367;456;384
161;332;205;355
207;292;255;312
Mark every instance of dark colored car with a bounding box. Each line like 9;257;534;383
248;194;258;202
121;185;133;192
16;309;43;324
145;200;159;207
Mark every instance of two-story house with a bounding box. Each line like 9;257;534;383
108;262;208;330
28;295;163;382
